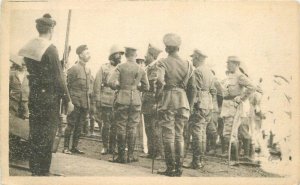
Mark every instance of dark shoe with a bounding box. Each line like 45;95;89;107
183;156;203;169
183;161;193;168
191;161;204;169
127;156;139;163
174;168;183;177
71;148;85;154
157;168;176;177
109;156;126;164
62;148;72;155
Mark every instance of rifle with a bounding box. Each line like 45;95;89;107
62;10;72;71
53;10;72;153
60;10;72;115
151;100;159;174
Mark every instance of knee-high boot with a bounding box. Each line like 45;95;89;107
158;142;175;176
109;125;117;154
175;142;184;176
127;131;138;163
113;133;126;163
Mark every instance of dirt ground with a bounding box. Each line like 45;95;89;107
9;134;281;177
55;137;280;177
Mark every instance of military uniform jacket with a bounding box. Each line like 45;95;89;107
142;61;158;114
19;39;70;106
67;61;91;109
193;64;215;110
220;71;255;117
108;61;149;106
156;53;194;111
93;62;116;107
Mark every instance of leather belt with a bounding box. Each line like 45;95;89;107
223;95;237;100
120;85;137;90
163;84;184;90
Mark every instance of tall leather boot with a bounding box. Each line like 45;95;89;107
186;139;201;169
127;131;138;163
63;126;72;154
199;140;206;168
207;134;217;155
183;125;190;158
230;142;239;164
242;138;253;162
206;134;211;153
108;125;117;154
174;142;184;176
221;138;229;157
243;138;251;157
112;133;126;163
158;142;175;176
101;125;109;154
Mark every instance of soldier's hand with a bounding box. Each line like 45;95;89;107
234;96;242;104
210;88;217;95
67;101;74;115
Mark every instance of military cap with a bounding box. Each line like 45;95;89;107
76;45;88;55
227;56;240;63
35;13;56;28
10;54;25;67
125;46;137;55
147;44;162;58
163;33;181;47
190;49;207;58
109;45;124;58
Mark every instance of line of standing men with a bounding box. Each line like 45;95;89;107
19;13;256;177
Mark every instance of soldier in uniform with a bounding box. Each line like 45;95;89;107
94;45;124;155
136;52;145;67
206;70;223;155
155;33;194;176
9;55;29;119
108;47;149;163
220;56;255;162
63;45;91;154
18;14;73;176
186;49;215;169
141;44;164;159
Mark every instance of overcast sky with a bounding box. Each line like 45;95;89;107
9;2;298;96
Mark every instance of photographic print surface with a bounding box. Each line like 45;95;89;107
1;1;299;185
